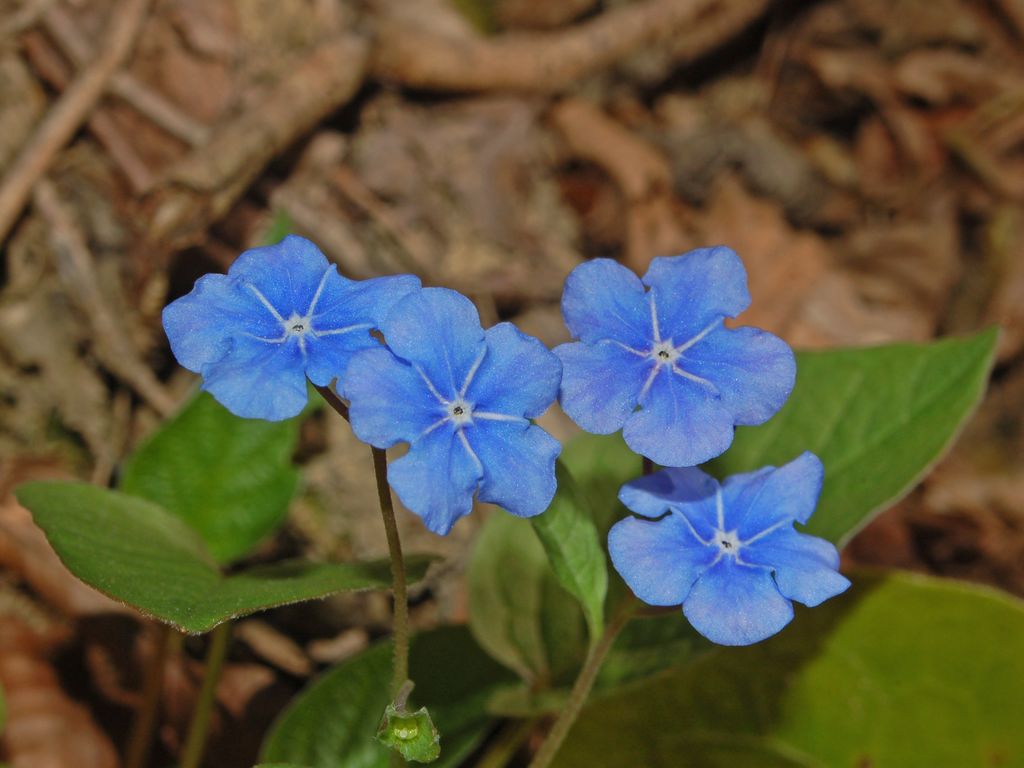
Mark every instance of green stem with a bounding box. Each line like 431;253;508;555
372;445;410;697
125;623;178;768
180;621;232;768
526;606;634;768
475;718;537;768
314;384;410;698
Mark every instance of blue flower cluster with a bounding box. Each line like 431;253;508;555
164;236;847;645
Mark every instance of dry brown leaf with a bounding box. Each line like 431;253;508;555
690;174;831;341
0;617;120;768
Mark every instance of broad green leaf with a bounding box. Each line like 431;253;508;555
559;433;640;537
261;626;514;768
120;391;301;563
263;209;295;245
16;481;430;634
376;704;440;763
555;572;1024;768
531;463;607;643
711;329;998;545
468;512;586;686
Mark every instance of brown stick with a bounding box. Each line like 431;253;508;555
146;37;368;249
21;30;156;192
0;0;151;244
371;0;723;92
44;7;210;147
33;179;177;417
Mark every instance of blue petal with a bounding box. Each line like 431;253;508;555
609;512;718;606
345;348;444;447
380;288;486;398
561;259;652;347
622;368;735;467
618;467;720;541
468;421;561;518
642;248;750;341
162;274;278;373
465;323;561;419
683;558;794;646
727;452;824;539
679;326;795;426
229;235;332;319
555;341;651;434
388;424;482;535
200;335;308;421
743;528;850;607
305;274;422;388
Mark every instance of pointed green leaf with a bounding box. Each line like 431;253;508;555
376;704;440;763
531;462;607;643
555;572;1024;767
15;481;430;634
261;626;514;768
120;391;301;563
710;329;998;545
468;512;587;686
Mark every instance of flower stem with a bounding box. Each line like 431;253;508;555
314;383;410;699
372;445;410;697
475;718;537;768
526;604;634;768
125;623;179;768
180;620;232;768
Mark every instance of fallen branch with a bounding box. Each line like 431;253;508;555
551;98;686;272
0;0;151;244
33;179;177;417
370;0;761;92
146;36;368;249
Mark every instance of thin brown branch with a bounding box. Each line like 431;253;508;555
371;0;739;92
146;37;368;249
21;30;156;192
0;0;151;244
44;7;211;147
33;179;177;417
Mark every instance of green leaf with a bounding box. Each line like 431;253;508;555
531;463;607;643
15;481;430;634
468;512;587;686
376;704;440;763
559;433;641;537
263;209;295;245
711;329;998;545
120;391;301;563
555;571;1024;768
261;626;515;768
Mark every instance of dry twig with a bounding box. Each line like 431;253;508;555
371;0;732;92
44;7;211;147
146;37;369;249
551;98;685;272
33;179;177;417
21;30;157;192
0;0;151;243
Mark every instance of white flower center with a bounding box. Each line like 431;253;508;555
285;313;312;337
714;529;741;556
447;399;474;426
650;340;679;365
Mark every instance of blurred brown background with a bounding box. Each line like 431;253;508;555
1;0;1023;765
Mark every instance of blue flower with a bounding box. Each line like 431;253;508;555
609;452;850;646
344;288;562;535
163;235;420;421
554;248;796;467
